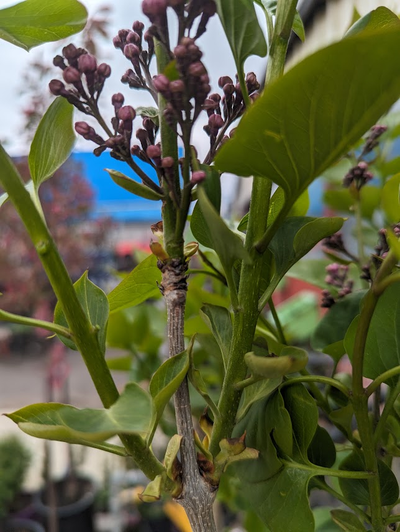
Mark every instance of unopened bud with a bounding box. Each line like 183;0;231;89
133;21;145;33
142;0;168;19
161;156;174;168
53;55;66;69
188;62;207;77
118;105;136;122
49;79;65;96
170;80;185;93
75;121;91;138
208;114;224;130
112;93;125;110
124;43;140;59
127;31;141;45
191;170;206;184
218;76;233;88
98;63;111;78
146;144;161;159
63;66;81;84
153;74;170;94
78;53;97;73
62;44;78;60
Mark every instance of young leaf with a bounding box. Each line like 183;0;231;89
255;0;305;42
346;6;400;38
196;186;250;275
311;291;367;361
382;173;400;223
148;351;189;442
105;169;163;200
215;0;267;73
339;450;399;505
330;510;367;532
260;216;344;308
245;346;308;379
191;165;221;248
6;383;155;443
54;271;109;354
0;0;87;51
29;98;75;189
215;26;400;204
108;254;161;314
200;304;232;370
345;283;400;383
307;426;336;468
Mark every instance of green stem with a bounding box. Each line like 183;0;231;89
312;477;371;524
0;145;166;482
268;298;287;344
366;367;400;396
0;309;72;339
351;250;399;531
281;375;350;397
385;514;400;525
373;271;400;295
354;198;366;266
237;69;250;108
281;459;373;479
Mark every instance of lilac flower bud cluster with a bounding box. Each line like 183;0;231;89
362;124;388;155
322;232;347;255
321;263;353;308
343;161;373;190
49;44;111;111
113;22;154;93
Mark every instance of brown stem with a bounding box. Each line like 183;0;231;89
160;258;217;531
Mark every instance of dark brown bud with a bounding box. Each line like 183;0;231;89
98;63;111;78
188;62;207;77
118;105;136;121
78;53;97;73
63;66;81;84
62;44;78;60
131;144;141;157
49;79;65;96
143;117;155;132
133;21;145;33
53;55;66;70
208;114;224;130
218;76;233;88
209;93;221;103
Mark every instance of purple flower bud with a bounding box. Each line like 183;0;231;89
133;21;145;33
105;135;124;148
191;170;206;185
203;98;219;112
142;0;168;19
113;35;123;49
174;44;187;59
127;31;141;45
62;44;78;60
131;144;141;157
136;128;149;143
168;0;185;6
118;29;130;42
143;117;155;131
118;105;136;121
63;66;81;84
188;44;202;61
170;80;185;93
161;156;174;168
75;121;91;137
78;53;97;73
188;62;207;77
153;74;170;94
124;43;140;59
49;79;65;96
209;93;221;103
208;114;224;130
218;76;233;88
98;63;111;78
223;83;235;98
146;144;161;159
112;93;125;110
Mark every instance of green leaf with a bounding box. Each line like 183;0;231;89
339;450;399;505
346;6;400;37
307;426;336;468
215;0;267;72
0;0;87;51
108;254;161;314
29;98;75;189
255;0;305;41
314;508;341;532
324;186;381;219
191;165;221;248
382;173;400;223
330;510;367;532
105;169;163;201
135;106;159;125
311;291;367;360
261;216;344;306
215;26;400;204
345;283;400;383
237;377;282;421
200;304;232;370
148;351;189;442
287;259;335;289
387;229;400;260
54;271;109;354
245;346;308;379
6;383;155;443
196;186;250;276
106;356;132;371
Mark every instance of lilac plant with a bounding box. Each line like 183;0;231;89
0;1;400;531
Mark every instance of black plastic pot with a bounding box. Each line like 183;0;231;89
33;477;95;532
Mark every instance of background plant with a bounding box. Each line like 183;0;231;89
0;1;400;532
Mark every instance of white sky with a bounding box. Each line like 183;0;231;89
0;0;268;159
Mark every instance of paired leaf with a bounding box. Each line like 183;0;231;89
0;0;87;51
215;0;267;73
216;25;400;207
339;450;399;505
148;351;189;442
54;271;109;354
108;254;161;314
200;304;232;370
6;383;155;443
345;283;400;383
106;169;163;200
29;97;75;189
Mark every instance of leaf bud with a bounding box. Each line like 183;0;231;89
118;105;136;121
78;53;97;73
49;79;65;96
63;66;81;84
